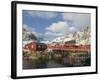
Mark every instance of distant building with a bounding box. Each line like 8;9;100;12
64;40;76;45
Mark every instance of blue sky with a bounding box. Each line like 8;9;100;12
22;10;90;41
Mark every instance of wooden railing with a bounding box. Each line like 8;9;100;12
48;45;90;52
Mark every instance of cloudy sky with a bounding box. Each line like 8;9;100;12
23;10;91;41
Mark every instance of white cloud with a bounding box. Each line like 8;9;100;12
45;31;64;36
62;13;91;30
69;26;76;32
46;21;69;33
23;24;42;37
27;11;58;19
62;13;74;21
45;21;76;38
23;24;35;31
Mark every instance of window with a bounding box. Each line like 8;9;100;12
26;46;28;49
31;45;34;48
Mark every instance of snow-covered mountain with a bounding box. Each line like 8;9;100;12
41;40;51;44
52;36;65;43
22;28;38;47
23;28;38;41
73;26;90;45
51;26;90;45
22;26;90;46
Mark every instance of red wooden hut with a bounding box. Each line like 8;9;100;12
23;42;47;52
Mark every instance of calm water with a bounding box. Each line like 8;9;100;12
23;51;91;69
23;57;90;69
23;59;66;69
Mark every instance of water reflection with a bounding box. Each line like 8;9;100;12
23;51;91;69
